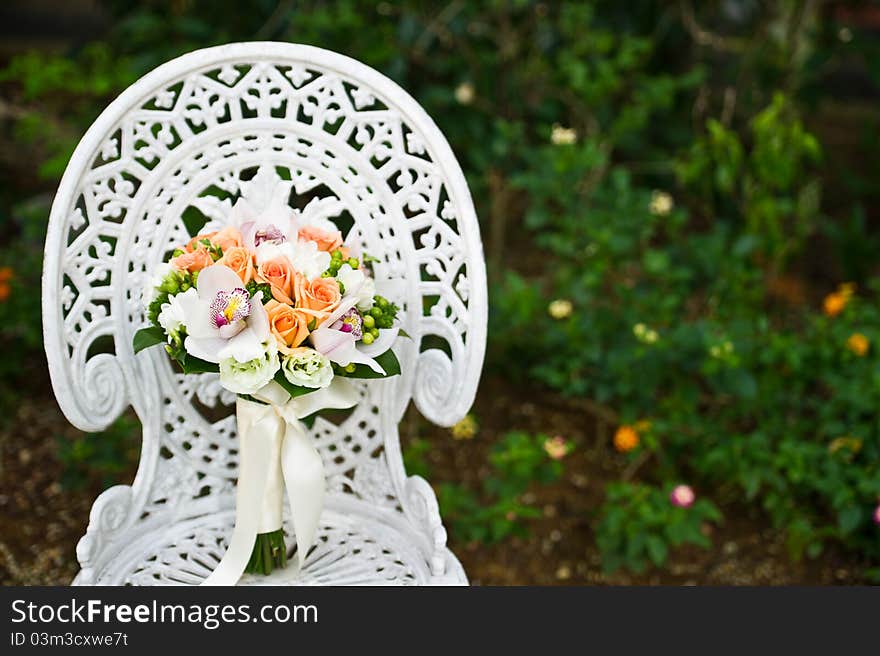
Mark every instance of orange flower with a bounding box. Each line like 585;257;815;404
256;257;296;304
171;247;214;273
294;276;341;317
216;246;254;285
298;225;343;253
847;333;870;357
0;267;12;302
613;425;639;453
186;226;243;253
823;282;856;317
265;300;312;354
823;292;847;317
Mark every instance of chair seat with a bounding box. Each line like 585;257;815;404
74;505;467;586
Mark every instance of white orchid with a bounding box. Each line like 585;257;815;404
309;281;389;374
335;263;375;311
294;196;347;235
179;264;274;364
229;166;298;250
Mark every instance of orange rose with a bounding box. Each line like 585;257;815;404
186;226;243;253
294;276;341;317
256;256;296;304
171;247;214;273
265;300;312;353
216;246;254;285
298;226;344;253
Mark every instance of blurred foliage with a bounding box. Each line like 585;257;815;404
55;416;141;490
596;483;722;574
438;432;565;544
2;0;880;575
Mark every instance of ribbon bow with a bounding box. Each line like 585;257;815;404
202;378;359;585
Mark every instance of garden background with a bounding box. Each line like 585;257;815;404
2;0;880;585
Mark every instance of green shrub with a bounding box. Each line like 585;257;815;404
596;482;722;573
438;432;567;544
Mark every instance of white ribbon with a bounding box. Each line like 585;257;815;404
202;377;359;586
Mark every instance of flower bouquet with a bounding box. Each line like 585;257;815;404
134;168;401;584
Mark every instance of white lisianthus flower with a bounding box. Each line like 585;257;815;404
255;240;330;280
336;263;375;311
143;262;172;308
281;347;333;389
218;341;280;394
157;287;198;342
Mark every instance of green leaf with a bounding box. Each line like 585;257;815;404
178;354;219;374
272;371;316;399
339;349;401;379
133;326;166;353
646;535;668;567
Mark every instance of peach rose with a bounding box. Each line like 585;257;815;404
186;226;243;253
216;246;254;285
256;256;296;304
171;247;214;273
294;276;341;316
265;300;312;353
298;226;344;253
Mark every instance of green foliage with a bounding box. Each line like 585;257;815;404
678;93;822;268
438;432;564;544
596;483;722;574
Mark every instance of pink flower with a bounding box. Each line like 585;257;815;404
873;504;880;526
670;485;695;508
543;436;569;460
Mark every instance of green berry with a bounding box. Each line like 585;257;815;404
344;362;357;373
347;258;359;269
369;327;379;338
361;332;374;345
370;307;383;319
362;314;376;329
377;317;392;329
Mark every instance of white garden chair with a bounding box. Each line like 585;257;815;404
42;42;486;585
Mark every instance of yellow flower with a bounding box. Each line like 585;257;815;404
633;323;659;344
548;299;573;320
543;436;570;460
551;124;577;145
454;82;475;105
634;419;652;433
613;425;640;453
451;414;478;440
649;190;674;216
829;436;862;456
847;333;870;356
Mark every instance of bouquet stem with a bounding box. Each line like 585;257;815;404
245;530;287;575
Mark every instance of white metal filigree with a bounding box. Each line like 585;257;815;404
42;43;486;586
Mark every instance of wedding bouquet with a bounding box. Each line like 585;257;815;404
134;168;401;584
